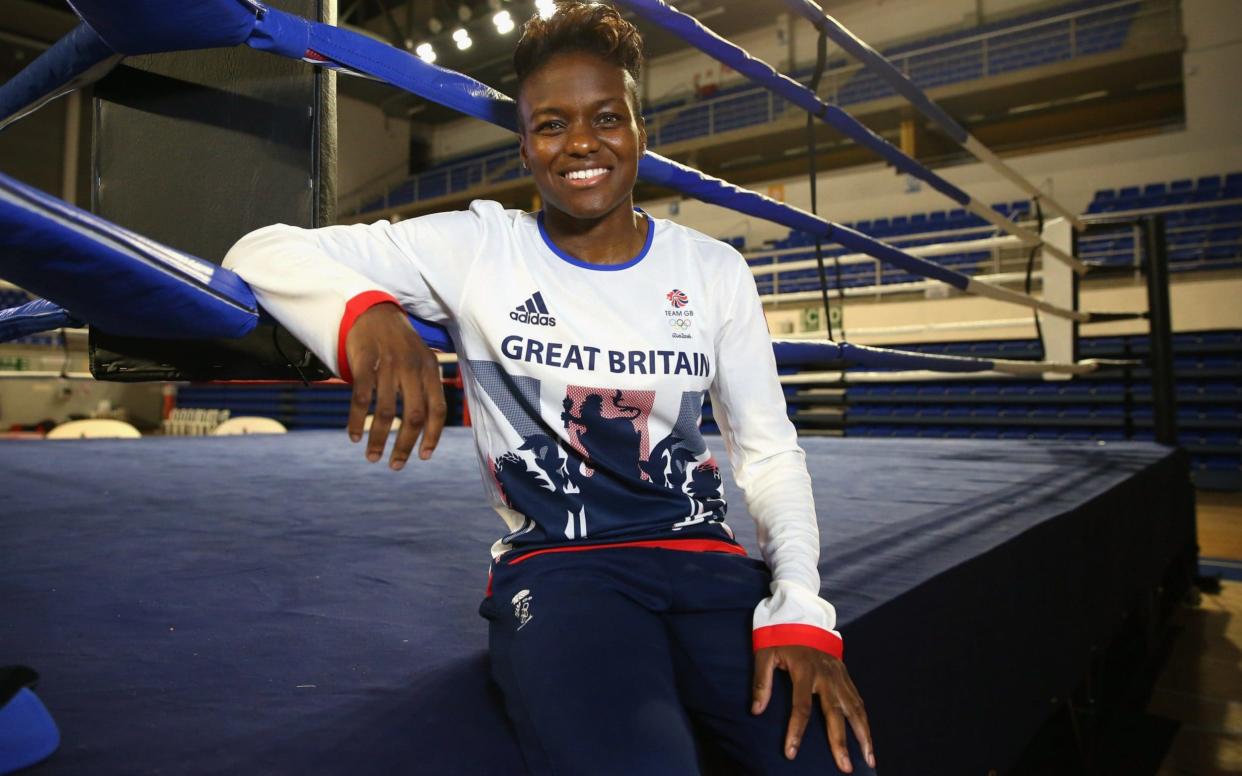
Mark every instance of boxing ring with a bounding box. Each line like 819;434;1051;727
0;1;1196;774
3;430;1193;775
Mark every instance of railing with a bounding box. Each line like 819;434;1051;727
342;144;533;217
344;0;1177;217
1078;196;1242;273
747;195;1241;305
821;0;1174;105
745;219;1037;301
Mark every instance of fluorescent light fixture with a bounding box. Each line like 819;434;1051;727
415;42;436;63
493;10;514;33
453;28;473;49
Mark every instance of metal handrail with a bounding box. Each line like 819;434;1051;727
754;195;1238;303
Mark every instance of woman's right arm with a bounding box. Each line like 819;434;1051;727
223;209;485;468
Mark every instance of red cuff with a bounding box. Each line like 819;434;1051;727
337;291;401;383
753;624;844;660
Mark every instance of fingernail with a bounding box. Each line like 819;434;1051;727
786;745;797;760
750;701;761;715
839;755;852;772
350;433;361;443
367;452;379;462
391;460;404;471
867;752;876;768
420;449;431;460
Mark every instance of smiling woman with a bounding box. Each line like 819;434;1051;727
221;2;874;774
513;4;648;265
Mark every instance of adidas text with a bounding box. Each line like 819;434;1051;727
511;310;557;327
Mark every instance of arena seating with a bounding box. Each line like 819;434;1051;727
174;362;467;431
741;171;1242;294
172;331;1241;491
835;0;1139;104
352;0;1140;214
767;330;1242;490
1081;172;1242;272
739;202;1032;296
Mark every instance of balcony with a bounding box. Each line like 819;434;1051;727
341;0;1183;222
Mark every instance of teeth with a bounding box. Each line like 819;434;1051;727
565;168;607;180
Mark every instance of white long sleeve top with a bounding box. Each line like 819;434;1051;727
223;200;842;657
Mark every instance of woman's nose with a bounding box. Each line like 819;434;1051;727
566;122;599;156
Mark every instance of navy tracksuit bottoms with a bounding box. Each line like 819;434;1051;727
480;546;873;776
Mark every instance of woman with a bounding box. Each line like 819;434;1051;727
224;2;874;773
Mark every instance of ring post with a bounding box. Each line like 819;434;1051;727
1142;214;1178;445
1040;217;1077;380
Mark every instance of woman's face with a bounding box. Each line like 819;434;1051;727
517;51;646;221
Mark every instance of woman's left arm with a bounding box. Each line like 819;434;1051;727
709;254;875;772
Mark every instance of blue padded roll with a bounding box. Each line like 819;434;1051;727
65;0;259;56
772;340;996;372
0;688;60;774
0;300;83;344
638;154;971;290
0;171;258;340
247;8;981;296
0;24;120;131
408;316;453;353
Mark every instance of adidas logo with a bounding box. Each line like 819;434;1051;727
510;291;557;327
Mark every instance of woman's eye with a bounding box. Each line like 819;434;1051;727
537;120;564;132
597;113;621;125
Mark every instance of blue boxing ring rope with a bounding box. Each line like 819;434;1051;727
612;0;1085;274
777;0;1087;232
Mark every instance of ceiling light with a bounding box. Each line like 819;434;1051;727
535;0;556;20
457;4;473;21
453;29;473;49
428;17;443;34
493;10;514;33
415;42;437;63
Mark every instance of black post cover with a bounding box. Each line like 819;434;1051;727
1142;214;1178;446
89;0;337;382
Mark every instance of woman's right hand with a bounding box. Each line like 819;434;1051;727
344;303;447;469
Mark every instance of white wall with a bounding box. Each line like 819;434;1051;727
430;119;514;162
1180;0;1242;147
0;347;165;429
337;95;412;200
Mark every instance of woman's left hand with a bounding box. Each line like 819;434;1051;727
752;645;875;772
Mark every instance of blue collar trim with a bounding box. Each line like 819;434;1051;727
536;209;654;271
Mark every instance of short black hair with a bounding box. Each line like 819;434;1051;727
513;1;644;113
